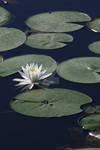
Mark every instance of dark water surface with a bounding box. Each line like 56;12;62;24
0;0;100;149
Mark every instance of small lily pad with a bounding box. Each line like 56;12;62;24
0;54;57;77
10;88;92;117
88;18;100;32
80;113;100;130
0;6;11;26
0;27;26;51
88;41;100;54
25;33;73;49
25;11;91;32
57;57;100;83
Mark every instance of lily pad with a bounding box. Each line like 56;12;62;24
25;33;73;49
0;54;57;77
80;113;100;130
88;41;100;54
25;11;91;32
57;57;100;83
88;18;100;32
0;27;26;51
10;88;92;117
0;6;11;26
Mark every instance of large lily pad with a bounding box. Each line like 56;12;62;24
57;57;100;83
10;88;92;117
88;18;100;32
0;6;11;26
0;27;26;51
80;113;100;130
25;11;91;32
25;33;73;49
88;41;100;54
0;54;57;77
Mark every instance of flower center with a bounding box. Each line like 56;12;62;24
30;68;37;72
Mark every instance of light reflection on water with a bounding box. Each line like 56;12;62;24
0;0;100;149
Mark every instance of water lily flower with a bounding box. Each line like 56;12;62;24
13;63;52;90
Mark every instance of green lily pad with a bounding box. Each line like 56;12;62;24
25;11;91;32
10;88;92;117
0;6;11;26
88;18;100;32
25;33;73;49
0;54;57;77
57;57;100;83
80;113;100;130
0;27;26;51
88;41;100;54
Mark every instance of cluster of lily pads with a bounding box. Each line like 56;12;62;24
1;6;100;138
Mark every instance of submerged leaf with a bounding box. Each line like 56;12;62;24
0;54;57;77
57;57;100;83
10;88;92;117
25;33;73;49
0;6;11;26
25;11;91;32
0;27;26;51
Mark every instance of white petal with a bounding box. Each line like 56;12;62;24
13;78;26;82
26;64;30;69
18;71;28;79
16;82;30;86
13;78;31;84
39;73;52;80
34;64;38;69
41;70;47;75
38;64;42;72
28;83;34;89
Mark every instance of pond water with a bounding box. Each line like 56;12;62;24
0;0;100;150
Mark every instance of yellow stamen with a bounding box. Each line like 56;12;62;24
30;68;37;72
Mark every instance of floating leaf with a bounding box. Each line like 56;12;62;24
10;88;92;117
80;113;100;130
88;41;100;54
0;6;11;26
88;18;100;32
25;11;91;32
0;27;26;51
0;54;57;77
57;57;100;83
25;33;73;49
